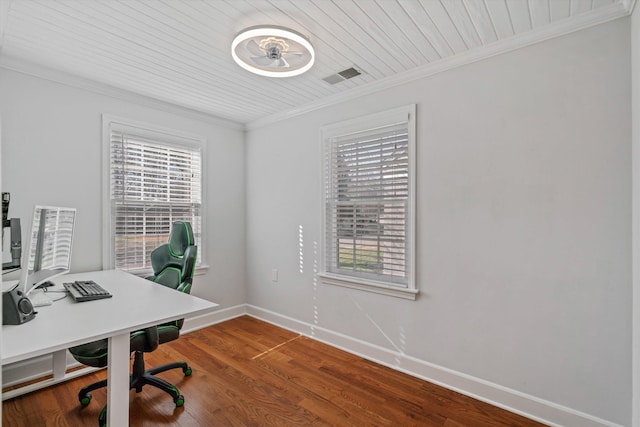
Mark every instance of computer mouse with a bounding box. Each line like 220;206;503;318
36;281;55;289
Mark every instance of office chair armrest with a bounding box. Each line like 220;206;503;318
176;281;192;294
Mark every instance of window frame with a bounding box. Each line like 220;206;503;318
319;105;418;300
101;114;207;275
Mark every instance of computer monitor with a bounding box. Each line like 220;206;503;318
19;205;76;296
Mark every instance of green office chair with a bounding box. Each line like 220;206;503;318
69;221;197;426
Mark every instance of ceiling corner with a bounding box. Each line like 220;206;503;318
0;0;12;51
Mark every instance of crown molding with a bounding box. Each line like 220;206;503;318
0;0;12;52
624;0;637;13
247;1;631;131
0;55;245;131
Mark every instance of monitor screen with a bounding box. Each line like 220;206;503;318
20;205;76;296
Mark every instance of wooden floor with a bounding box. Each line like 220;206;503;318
3;316;545;426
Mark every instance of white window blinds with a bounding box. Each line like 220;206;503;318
110;129;202;272
324;120;410;286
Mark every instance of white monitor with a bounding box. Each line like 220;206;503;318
19;205;76;296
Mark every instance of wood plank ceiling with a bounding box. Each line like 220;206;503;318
0;0;631;125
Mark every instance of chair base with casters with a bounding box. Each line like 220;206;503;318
77;350;192;408
71;325;191;426
80;350;192;427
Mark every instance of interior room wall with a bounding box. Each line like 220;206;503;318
631;4;640;427
245;18;632;425
0;68;247;308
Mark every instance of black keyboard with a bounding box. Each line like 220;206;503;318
63;280;112;302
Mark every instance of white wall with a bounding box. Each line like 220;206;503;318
0;68;247;307
246;18;631;425
631;3;640;426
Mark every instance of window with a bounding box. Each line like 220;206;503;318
320;105;417;300
103;115;204;273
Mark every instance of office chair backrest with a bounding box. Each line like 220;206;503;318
149;221;196;293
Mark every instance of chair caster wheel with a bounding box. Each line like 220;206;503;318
175;395;185;407
183;366;192;376
98;405;107;427
79;393;92;406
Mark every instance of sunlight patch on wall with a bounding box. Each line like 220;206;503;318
312;240;319;336
298;225;304;274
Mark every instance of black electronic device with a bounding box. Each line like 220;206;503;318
64;280;112;302
2;192;9;227
3;287;36;325
2;192;22;270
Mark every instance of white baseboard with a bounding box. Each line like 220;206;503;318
2;303;624;427
244;304;624;427
182;304;246;333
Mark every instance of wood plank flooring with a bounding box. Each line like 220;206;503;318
3;316;546;426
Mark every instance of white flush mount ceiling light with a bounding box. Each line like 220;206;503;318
231;25;315;78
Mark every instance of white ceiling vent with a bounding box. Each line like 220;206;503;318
323;67;362;85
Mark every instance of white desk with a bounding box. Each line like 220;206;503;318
2;269;218;426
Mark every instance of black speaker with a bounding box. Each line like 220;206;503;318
3;287;35;325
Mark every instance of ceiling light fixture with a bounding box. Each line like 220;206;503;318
231;25;315;78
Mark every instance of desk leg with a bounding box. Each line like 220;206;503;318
52;350;67;380
107;333;129;426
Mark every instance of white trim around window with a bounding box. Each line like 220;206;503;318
101;114;208;275
319;105;417;300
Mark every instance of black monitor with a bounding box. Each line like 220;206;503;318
2;192;22;270
20;205;76;296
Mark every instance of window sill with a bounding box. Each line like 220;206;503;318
194;264;209;276
318;273;418;300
